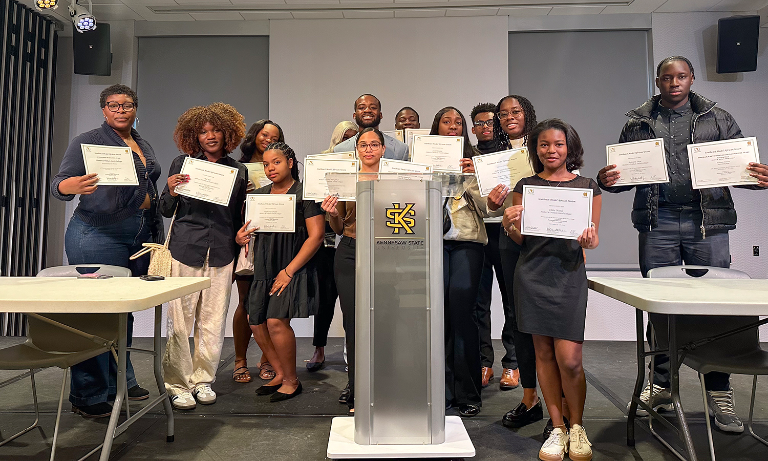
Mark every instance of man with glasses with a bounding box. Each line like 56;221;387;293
394;106;420;130
333;94;409;161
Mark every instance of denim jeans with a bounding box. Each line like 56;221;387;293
64;211;152;406
639;205;731;391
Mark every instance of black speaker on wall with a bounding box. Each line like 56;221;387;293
73;23;111;76
717;15;760;74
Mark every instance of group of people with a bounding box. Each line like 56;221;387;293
51;55;768;461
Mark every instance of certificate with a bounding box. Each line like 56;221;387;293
472;148;534;196
306;152;355;161
521;186;593;240
411;135;463;172
303;158;359;201
245;194;296;233
379;159;432;181
688;137;760;189
383;130;404;143
81;144;139;186
606;139;669;186
245;163;272;188
174;156;238;206
404;128;431;150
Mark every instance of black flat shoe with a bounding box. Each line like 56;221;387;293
270;382;303;402
128;385;150;401
306;359;325;372
458;404;481;417
543;416;570;440
502;399;544;428
255;384;281;396
72;402;112;418
339;382;351;404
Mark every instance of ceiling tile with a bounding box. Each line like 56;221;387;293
339;0;393;3
710;0;768;11
284;0;339;4
173;0;235;4
189;11;245;19
230;0;287;5
240;10;293;18
445;7;498;16
125;3;195;20
91;4;144;19
602;0;667;14
291;10;344;18
342;9;394;17
655;0;722;12
549;5;606;15
90;0;128;5
497;6;551;16
394;8;445;16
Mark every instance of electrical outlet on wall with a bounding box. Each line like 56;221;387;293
754;246;760;257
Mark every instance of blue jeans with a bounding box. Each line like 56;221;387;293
64;211;152;406
639;205;731;391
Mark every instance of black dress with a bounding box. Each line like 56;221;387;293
512;175;601;342
247;181;324;325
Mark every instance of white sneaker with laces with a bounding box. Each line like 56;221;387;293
568;424;593;461
171;391;196;410
539;427;568;461
707;388;744;433
627;383;673;416
194;384;217;405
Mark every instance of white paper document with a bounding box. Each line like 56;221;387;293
383;130;404;143
606;139;669;186
688;137;760;189
306;152;356;161
81;144;139;186
379;159;432;181
303;158;359;201
245;194;296;233
472;148;534;196
404;128;431;150
245;163;272;189
521;186;593;240
174;156;238;206
410;135;463;172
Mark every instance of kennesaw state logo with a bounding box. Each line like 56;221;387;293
385;203;416;235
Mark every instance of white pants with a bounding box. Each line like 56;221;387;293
163;255;233;395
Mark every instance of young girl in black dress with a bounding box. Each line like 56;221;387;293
502;119;602;461
240;142;325;402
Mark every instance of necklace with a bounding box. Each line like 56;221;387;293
271;179;295;194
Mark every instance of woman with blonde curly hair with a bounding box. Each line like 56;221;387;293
160;103;249;410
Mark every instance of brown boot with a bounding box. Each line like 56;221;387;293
481;367;494;387
500;368;520;390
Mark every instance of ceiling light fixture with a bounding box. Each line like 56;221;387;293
68;0;96;33
35;0;58;10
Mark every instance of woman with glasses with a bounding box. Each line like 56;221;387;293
51;84;160;418
432;106;488;418
321;127;386;415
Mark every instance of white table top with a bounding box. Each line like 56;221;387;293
588;277;768;315
0;277;210;313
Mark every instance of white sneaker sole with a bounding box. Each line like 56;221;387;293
171;399;196;411
708;408;745;433
569;451;593;461
538;451;565;461
634;402;673;416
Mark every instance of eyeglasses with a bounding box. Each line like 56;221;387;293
473;119;494;127
357;142;382;151
498;109;523;120
105;102;136;112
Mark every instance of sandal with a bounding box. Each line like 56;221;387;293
258;361;276;380
233;365;252;384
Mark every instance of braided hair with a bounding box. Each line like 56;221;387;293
656;56;695;78
264;141;300;181
493;95;536;151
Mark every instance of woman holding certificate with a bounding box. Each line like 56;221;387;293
51;84;158;418
245;142;325;402
431;107;488;418
502;119;601;461
160;103;248;411
232;119;284;384
321;127;385;414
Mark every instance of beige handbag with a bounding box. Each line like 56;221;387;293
130;211;176;277
234;238;254;276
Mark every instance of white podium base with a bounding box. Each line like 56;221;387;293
326;416;475;459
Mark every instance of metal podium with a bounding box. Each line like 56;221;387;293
327;173;475;459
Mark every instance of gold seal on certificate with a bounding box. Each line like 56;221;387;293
521;186;593;240
245;163;272;189
174;157;238;206
245;194;296;233
606;139;669;186
306;152;356;161
688;137;760;189
472;148;534;196
81;144;139;186
410;135;463;172
303;158;359;201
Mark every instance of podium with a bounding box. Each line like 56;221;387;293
327;174;475;459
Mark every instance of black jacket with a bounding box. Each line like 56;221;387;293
598;92;749;234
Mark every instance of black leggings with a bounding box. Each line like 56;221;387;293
335;236;356;407
312;245;338;347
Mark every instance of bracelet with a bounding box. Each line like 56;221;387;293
283;269;293;279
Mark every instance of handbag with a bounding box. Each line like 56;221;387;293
234;236;254;276
130;210;176;277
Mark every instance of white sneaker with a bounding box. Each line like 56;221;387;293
539;427;568;461
568;424;593;461
194;384;217;405
170;391;196;410
707;388;744;433
628;383;673;416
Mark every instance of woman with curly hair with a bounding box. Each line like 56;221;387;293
160;103;249;410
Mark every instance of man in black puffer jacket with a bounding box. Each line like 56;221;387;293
597;56;768;434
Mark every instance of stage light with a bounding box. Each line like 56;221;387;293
68;0;96;33
35;0;58;10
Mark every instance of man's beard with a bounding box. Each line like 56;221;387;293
355;113;382;129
